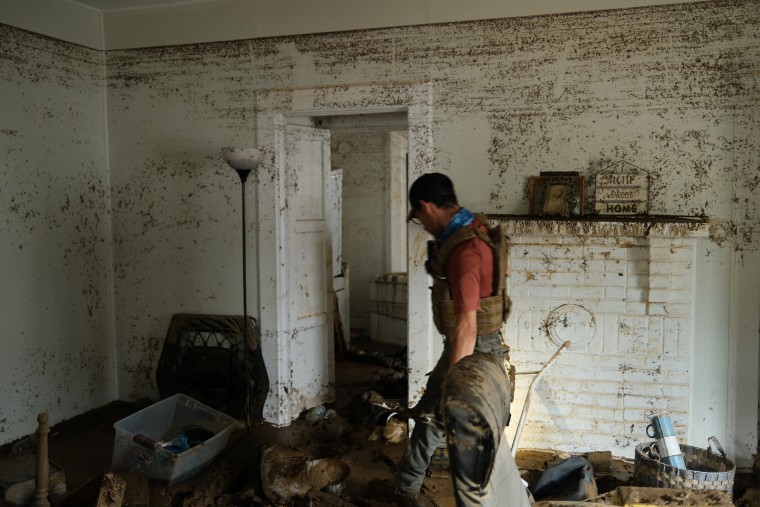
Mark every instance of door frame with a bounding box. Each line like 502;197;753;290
255;82;435;425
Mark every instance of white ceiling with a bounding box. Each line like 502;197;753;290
69;0;706;13
39;0;708;49
70;0;211;11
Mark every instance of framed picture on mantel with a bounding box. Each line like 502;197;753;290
529;173;584;217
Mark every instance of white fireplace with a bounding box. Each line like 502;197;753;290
496;217;710;458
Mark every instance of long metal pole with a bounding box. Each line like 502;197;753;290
511;340;571;457
241;178;248;340
238;170;251;426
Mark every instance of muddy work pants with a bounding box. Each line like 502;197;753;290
443;353;531;507
395;332;527;506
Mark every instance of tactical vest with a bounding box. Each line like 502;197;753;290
429;215;511;336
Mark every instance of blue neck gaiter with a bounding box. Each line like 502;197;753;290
437;207;474;244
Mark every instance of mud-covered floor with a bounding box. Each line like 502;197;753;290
2;346;759;506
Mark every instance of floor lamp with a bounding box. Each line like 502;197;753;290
221;147;263;426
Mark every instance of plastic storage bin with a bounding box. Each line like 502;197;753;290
111;394;239;484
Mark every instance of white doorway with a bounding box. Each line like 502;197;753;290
324;120;408;347
254;83;437;426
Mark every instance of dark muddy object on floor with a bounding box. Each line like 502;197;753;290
531;456;598;502
363;478;435;507
347;339;407;371
56;471;125;507
292;489;357;506
615;485;733;506
260;444;350;504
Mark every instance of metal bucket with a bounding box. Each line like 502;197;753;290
633;437;735;495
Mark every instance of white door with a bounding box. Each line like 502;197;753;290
255;84;434;426
283;124;334;415
326;168;343;278
327;168;349;352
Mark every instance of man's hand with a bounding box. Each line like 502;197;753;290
449;309;477;369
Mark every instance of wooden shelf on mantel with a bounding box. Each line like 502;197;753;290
487;214;710;239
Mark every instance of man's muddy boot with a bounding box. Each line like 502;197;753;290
365;478;436;507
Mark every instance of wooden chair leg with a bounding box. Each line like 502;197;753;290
33;412;50;507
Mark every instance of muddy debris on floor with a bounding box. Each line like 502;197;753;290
260;444;350;504
2;354;759;506
613;486;734;506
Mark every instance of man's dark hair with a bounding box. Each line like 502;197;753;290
408;172;459;210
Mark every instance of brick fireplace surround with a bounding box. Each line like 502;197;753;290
496;216;709;457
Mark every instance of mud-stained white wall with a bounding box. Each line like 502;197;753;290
0;0;103;49
104;0;760;464
106;42;260;400
0;26;115;443
2;0;759;464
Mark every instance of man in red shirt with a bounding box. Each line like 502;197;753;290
392;172;529;507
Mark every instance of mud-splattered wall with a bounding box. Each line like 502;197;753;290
106;40;260;400
0;26;115;443
104;0;760;464
1;0;758;463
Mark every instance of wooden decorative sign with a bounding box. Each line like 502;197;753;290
595;172;648;215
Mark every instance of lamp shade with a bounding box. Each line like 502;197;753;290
221;147;263;171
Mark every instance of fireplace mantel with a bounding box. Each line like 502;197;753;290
497;213;706;456
488;214;710;239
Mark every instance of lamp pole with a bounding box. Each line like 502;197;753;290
222;148;262;427
237;169;251;425
237;170;251;326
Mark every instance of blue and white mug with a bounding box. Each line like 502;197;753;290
646;412;686;469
